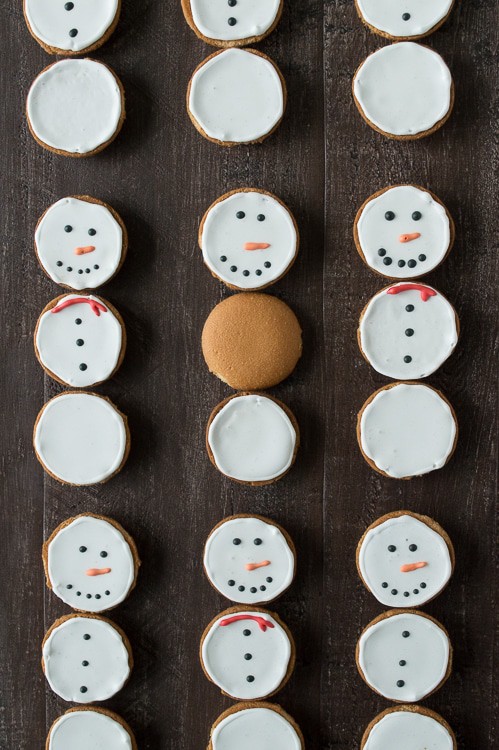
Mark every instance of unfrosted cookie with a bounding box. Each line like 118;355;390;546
199;188;299;291
182;0;283;47
46;707;137;750
208;702;304;750
361;705;456;750
355;0;455;41
27;59;125;156
187;48;286;146
353;43;453;139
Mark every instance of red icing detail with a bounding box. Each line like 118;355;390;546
219;614;275;632
51;297;108;317
387;284;437;302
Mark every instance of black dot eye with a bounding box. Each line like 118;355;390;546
412;211;422;221
64;225;73;233
257;214;265;222
409;544;417;552
79;546;87;553
388;545;396;552
254;538;262;546
233;538;241;545
236;211;245;219
405;304;414;312
385;211;395;221
100;551;108;558
88;228;96;236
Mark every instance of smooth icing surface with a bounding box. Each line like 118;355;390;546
357;186;451;278
363;710;454;750
208;395;297;482
43;617;131;703
358;612;450;702
359;384;456;478
34;392;127;485
48;710;133;750
353;43;452;136
190;0;280;42
359;283;458;379
357;0;453;39
47;516;135;612
204;517;295;604
27;59;122;154
201;191;297;290
212;707;301;750
25;0;119;52
189;49;284;143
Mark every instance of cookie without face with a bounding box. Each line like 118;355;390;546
361;705;456;750
354;0;455;41
46;707;137;750
208;702;304;750
182;0;283;47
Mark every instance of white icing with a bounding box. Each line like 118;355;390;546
43;616;131;703
25;0;119;53
363;709;454;750
48;710;133;750
204;517;295;604
359;383;456;478
359;283;458;379
47;516;135;613
353;43;452;136
358;515;452;607
188;48;284;143
201;191;298;290
356;0;454;39
34;392;127;485
190;0;280;42
356;186;452;279
207;395;297;483
27;59;123;154
358;612;450;702
201;610;292;699
212;707;302;750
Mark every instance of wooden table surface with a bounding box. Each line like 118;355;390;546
1;1;497;747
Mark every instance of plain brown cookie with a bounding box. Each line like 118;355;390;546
181;0;284;48
353;0;456;42
46;706;138;750
360;704;457;749
207;701;305;750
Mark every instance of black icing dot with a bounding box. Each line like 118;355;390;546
243;629;251;636
228;580;235;587
65;2;74;9
404;591;410;597
250;587;257;593
238;585;245;592
260;585;266;591
78;269;83;274
398;260;406;267
233;538;241;545
388;545;396;552
409;544;417;552
402;13;411;21
230;266;237;272
257;214;265;222
419;254;427;262
83;634;91;640
79;546;87;553
56;261;63;267
95;594;101;599
94;264;99;270
254;538;262;546
402;631;410;638
79;363;87;371
408;259;417;268
246;675;255;682
405;328;414;337
378;248;386;257
64;225;72;233
86;594;91;599
391;589;398;595
399;660;406;666
243;270;250;277
75;318;82;325
266;577;273;583
85;268;90;273
244;653;252;660
381;582;388;588
66;584;73;589
76;339;84;346
67;266;72;272
105;590;110;595
383;257;392;266
404;356;412;363
76;591;81;596
228;17;237;25
255;269;262;276
69;28;78;37
412;211;422;221
80;685;87;693
228;0;237;5
405;304;414;312
397;679;405;687
420;582;427;589
88;228;96;236
264;261;271;268
82;660;89;666
385;211;395;221
220;255;227;262
236;211;245;219
413;589;419;594
100;551;108;558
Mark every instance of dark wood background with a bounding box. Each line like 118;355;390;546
1;1;497;747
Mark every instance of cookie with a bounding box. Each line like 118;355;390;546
202;294;302;390
361;705;456;750
43;514;140;613
356;609;452;702
200;606;295;700
356;511;454;608
27;59;125;157
208;702;304;750
354;185;454;279
187;48;286;146
182;0;283;48
46;707;137;750
358;283;459;379
42;613;133;703
33;391;130;485
354;0;455;41
353;43;454;139
199;188;299;291
204;515;296;603
24;0;121;55
357;382;458;479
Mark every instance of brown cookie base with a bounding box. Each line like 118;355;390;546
360;704;457;749
353;0;456;42
46;706;137;750
181;0;284;48
207;701;305;750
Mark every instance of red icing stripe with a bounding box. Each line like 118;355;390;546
219;614;275;632
51;297;108;317
387;284;437;302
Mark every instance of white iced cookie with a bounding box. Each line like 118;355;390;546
354;186;454;279
201;607;294;700
361;706;456;750
183;0;282;47
34;392;129;485
353;43;453;139
358;283;459;379
200;189;299;290
358;383;457;479
355;0;455;41
209;703;304;750
42;614;132;703
27;59;124;156
47;708;136;750
188;48;286;145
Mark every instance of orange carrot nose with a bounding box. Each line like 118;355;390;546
399;232;421;243
244;242;271;251
400;561;427;573
245;560;271;571
74;245;96;255
85;567;111;576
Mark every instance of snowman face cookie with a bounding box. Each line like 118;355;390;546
210;704;303;750
356;0;454;41
186;0;282;46
48;708;135;750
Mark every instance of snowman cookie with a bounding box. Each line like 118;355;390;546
187;48;286;146
353;43;453;139
208;702;304;750
200;606;295;700
355;0;455;41
182;0;283;48
47;707;137;750
27;59;125;156
358;283;459;379
42;613;133;703
361;705;456;750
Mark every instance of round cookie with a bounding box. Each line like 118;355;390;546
354;0;455;41
361;705;456;750
200;606;295;700
356;511;454;608
353;43;453;139
46;707;137;750
357;382;458;479
42;613;133;703
199;188;299;291
202;294;302;390
358;283;459;379
43;514;140;613
27;59;125;157
182;0;283;48
356;609;452;702
33;391;130;485
187;48;286;146
208;702;304;750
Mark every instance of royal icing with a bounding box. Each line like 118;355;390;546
24;0;119;53
363;709;454;750
48;710;133;750
34;392;128;485
356;0;454;39
212;707;302;750
27;59;123;154
188;48;284;143
359;383;456;478
189;0;281;43
353;43;452;137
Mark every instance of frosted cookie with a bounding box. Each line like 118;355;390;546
42;613;133;703
46;707;137;750
43;514;140;613
33;392;130;485
200;188;299;291
182;0;283;47
358;283;459;379
355;0;455;41
357;383;458;479
202;293;302;390
27;59;125;156
200;606;295;700
187;48;286;146
208;702;304;750
354;186;454;279
361;705;456;750
356;511;454;607
353;43;453;139
24;0;121;55
356;609;452;702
